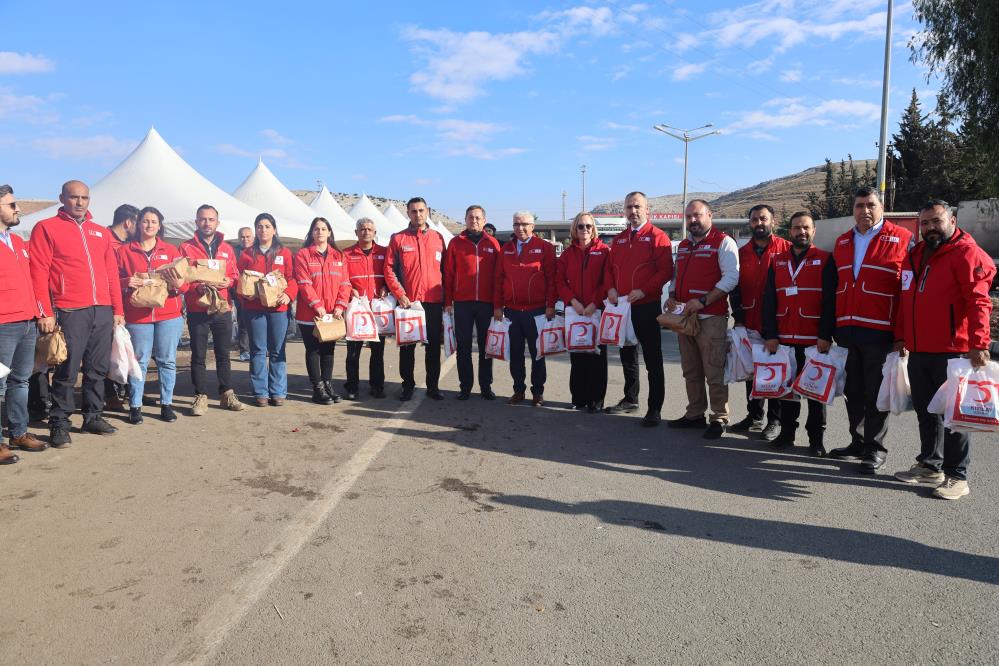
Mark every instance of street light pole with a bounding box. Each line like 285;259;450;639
561;190;567;222
876;0;894;197
580;165;587;212
653;123;719;238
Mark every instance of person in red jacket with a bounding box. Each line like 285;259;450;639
102;203;140;410
557;212;612;412
605;191;674;426
828;187;914;473
445;205;501;401
384;197;446;401
179;204;244;415
237;213;298;406
892;200;995;500
29;180;124;447
0;184;47;463
343;218;389;400
294;217;352;405
116;207;187;425
493;211;557;406
728;204;789;439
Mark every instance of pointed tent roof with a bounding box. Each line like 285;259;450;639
308;185;357;239
348;194;399;238
231;159;325;241
18;127;273;240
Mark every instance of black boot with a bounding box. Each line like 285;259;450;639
323;381;342;404
312;383;333;405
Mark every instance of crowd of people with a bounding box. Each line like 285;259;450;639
0;181;993;500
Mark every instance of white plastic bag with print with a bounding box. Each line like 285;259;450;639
394;302;428;346
598;299;637;347
875;351;912;414
108;326;142;384
484;318;512;361
564;310;600;354
345;296;379;342
750;343;797;399
0;361;9;380
792;345;848;405
371;294;397;337
724;326;762;383
535;314;566;360
442;310;458;359
929;358;999;432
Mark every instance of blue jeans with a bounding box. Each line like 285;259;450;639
0;320;38;437
125;317;185;408
248;311;289;398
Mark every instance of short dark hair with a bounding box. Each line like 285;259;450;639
483;223;496;235
625;191;647;201
133;206;165;239
0;184;13;198
303;217;334;247
920;199;952;213
789;211;813;225
112;204;140;227
748;204;775;218
406;197;427;211
465;205;485;217
196;204;218;218
854;186;881;202
687;198;712;213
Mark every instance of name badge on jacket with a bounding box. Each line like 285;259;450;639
274;256;284;265
901;270;914;291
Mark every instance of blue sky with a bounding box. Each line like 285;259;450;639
2;0;936;223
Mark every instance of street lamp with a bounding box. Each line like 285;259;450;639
876;0;894;197
580;165;587;212
653;123;719;238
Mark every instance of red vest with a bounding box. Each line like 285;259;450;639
673;226;728;316
832;220;911;332
772;246;829;345
737;236;789;332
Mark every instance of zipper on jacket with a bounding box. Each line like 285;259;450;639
146;250;158;323
474;237;481;301
76;222;99;305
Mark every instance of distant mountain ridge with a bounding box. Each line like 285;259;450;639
292;191;460;231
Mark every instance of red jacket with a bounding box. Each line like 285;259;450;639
178;232;240;314
384;226;446;304
833;220;912;332
493;236;557;311
608;222;673;306
29;209;124;318
344;243;387;299
557;239;612;307
673;226;729;316
107;226;129;251
294;245;352;322
116;239;187;324
236;246;298;313
772;246;830;345
444;231;501;306
0;233;45;324
736;236;789;332
896;228;995;353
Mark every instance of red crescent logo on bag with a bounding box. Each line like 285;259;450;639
545;331;561;345
402;321;415;334
376;314;389;326
600;313;622;342
974;385;992;404
761;367;777;382
808;365;824;381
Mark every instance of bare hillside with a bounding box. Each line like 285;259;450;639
592;191;726;215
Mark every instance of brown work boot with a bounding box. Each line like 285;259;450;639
531;393;544;407
508;391;525;405
0;445;19;465
10;433;48;452
220;389;245;411
190;393;209;416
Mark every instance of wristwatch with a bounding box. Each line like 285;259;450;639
698;295;708;306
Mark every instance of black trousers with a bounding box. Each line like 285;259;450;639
50;306;114;428
236;301;250;354
909;352;971;480
570;346;608;408
506;307;546;395
345;339;385;392
454;300;493;392
188;311;233;397
29;370;51;415
843;338;893;453
745;381;781;424
779;344;827;443
298;324;335;384
399;301;443;391
619;301;665;414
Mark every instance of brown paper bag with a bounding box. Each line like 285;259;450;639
237;270;264;299
313;315;346;342
195;284;231;315
255;271;288;308
657;309;701;336
36;327;69;367
129;273;168;309
187;258;226;283
155;256;189;280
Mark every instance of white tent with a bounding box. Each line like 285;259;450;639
348;194;399;239
18;127;271;241
231;159;325;241
308;185;358;240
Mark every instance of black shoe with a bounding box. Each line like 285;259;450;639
730;416;763;432
427;389;445;401
809;443;827;457
641;412;661;428
760;421;781;442
323;381;342;404
29;408;49;423
160;405;177;422
667;415;707;429
370;387;386;399
858;452;886;474
49;427;72;448
82;417;117;436
312;385;333;405
457;391;471;401
605;399;640;415
480;388;496;400
829;442;865;460
703;422;726;439
768;433;795;450
343;391;359;401
128;407;143;425
586;402;602;414
399;387;414;401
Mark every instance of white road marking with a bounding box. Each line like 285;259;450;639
162;356;457;665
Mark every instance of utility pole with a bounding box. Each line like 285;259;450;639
561;190;567;222
876;0;894;198
580;165;587;212
653;123;719;238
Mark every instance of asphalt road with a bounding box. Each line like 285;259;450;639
2;333;997;665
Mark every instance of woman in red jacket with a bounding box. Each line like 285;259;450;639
116;207;187;424
556;212;612;412
294;217;351;405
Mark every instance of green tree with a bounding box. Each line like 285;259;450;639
888;89;930;210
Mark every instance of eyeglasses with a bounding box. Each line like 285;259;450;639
577;224;594;230
512;223;533;228
4;202;17;210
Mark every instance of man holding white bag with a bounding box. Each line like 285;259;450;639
761;212;837;457
892;200;995;500
344;218;389;400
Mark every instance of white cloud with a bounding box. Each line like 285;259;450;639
260;128;292;146
578;135;617;151
378;114;525;160
602;121;642;132
0;52;55;75
611;65;632;81
215;144;288;159
538;6;617;36
747;130;780;141
833;77;881;88
780;68;802;82
672;62;707;81
413;177;437;186
33;135;136;160
0;87;58;124
726;98;880;130
71;111;114;128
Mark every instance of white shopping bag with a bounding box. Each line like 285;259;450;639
875;351;912;414
345;296;379;342
792;345;848;405
724;326;762;383
394;302;428;345
750;343;797;399
565;310;600;353
109;326;143;384
0;361;9;379
371;294;397;336
442;310;457;359
598;299;637;347
485;318;512;361
535;314;567;359
929;358;999;432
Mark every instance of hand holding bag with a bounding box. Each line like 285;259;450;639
256;271;288;308
598;299;637;346
750;343;797;399
345;297;379;342
129;273;168;309
313;314;347;342
35;327;68;369
395;302;428;345
371;294;398;336
876;351;913;414
792;345;848;405
485;318;512;361
238;270;264;299
535;314;567;359
565;310;600;353
657;303;700;336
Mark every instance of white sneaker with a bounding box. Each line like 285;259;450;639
190;393;209;416
894;463;945;485
933;477;970;500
